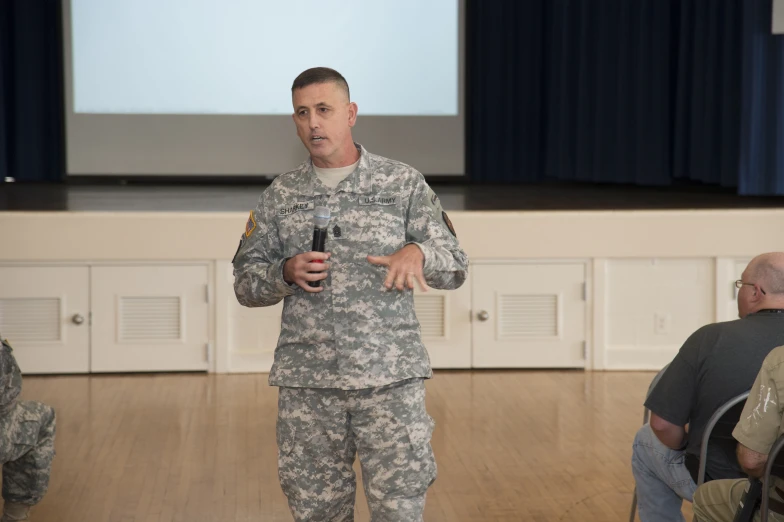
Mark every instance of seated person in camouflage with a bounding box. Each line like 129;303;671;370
0;337;56;522
693;344;784;522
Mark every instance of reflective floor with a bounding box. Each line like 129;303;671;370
20;370;689;521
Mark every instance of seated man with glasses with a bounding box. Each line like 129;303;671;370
631;253;784;522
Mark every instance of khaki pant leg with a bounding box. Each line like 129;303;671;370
693;478;784;522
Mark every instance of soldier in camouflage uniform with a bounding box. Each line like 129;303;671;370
233;67;468;521
0;337;56;522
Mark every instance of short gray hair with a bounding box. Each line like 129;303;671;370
291;67;350;100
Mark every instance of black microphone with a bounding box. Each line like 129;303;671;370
308;206;331;288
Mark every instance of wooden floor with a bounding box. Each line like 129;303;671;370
17;370;694;522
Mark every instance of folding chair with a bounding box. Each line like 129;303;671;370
695;391;750;485
760;434;784;522
629;375;749;521
629;365;670;522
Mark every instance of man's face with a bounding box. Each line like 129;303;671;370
292;81;357;167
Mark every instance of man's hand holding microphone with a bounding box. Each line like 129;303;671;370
283;206;427;293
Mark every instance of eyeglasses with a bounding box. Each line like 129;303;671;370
735;280;767;295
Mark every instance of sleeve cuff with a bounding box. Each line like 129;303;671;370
733;425;773;455
271;257;297;297
407;242;436;275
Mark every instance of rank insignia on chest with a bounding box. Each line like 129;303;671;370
333;224;342;238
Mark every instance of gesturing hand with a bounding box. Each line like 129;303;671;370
367;244;428;292
283;251;331;292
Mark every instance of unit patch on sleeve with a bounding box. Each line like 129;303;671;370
245;211;257;237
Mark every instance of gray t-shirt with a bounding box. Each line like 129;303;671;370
645;311;784;481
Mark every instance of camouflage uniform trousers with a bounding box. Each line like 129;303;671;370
0;401;56;506
276;378;436;522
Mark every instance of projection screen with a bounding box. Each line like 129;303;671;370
63;0;465;177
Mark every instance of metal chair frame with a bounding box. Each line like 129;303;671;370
760;434;784;522
629;368;749;521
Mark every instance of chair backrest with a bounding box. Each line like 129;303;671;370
697;391;750;485
647;364;670;396
760;434;784;522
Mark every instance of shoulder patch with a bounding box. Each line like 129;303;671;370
442;211;456;237
425;188;442;214
245;211;257;237
231;237;244;264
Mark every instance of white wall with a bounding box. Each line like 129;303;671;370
600;259;715;369
1;209;782;373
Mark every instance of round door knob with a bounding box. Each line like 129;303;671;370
477;310;490;322
72;314;85;325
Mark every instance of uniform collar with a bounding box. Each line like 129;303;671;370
295;143;373;197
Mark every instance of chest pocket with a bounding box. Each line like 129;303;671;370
276;205;315;257
339;193;406;261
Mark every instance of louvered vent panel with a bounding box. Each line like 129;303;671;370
120;296;181;341
414;295;446;339
498;294;558;339
0;298;61;342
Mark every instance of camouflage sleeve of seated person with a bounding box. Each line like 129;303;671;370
0;337;56;522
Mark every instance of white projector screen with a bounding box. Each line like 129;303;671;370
63;0;465;177
775;0;784;34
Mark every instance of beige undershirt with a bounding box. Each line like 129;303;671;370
313;159;360;190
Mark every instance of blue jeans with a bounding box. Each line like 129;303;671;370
632;423;697;522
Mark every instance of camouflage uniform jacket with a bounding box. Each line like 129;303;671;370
0;337;22;416
233;144;468;390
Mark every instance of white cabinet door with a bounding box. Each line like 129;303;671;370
91;265;210;372
0;266;90;373
414;277;471;369
472;263;586;368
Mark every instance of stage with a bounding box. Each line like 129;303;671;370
0;181;782;212
0;181;782;375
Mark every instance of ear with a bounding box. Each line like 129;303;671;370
348;102;358;127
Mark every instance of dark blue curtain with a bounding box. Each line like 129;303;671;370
672;0;743;188
3;1;783;192
738;0;784;195
0;0;64;182
468;0;784;195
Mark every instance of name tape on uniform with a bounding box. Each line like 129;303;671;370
278;201;315;216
